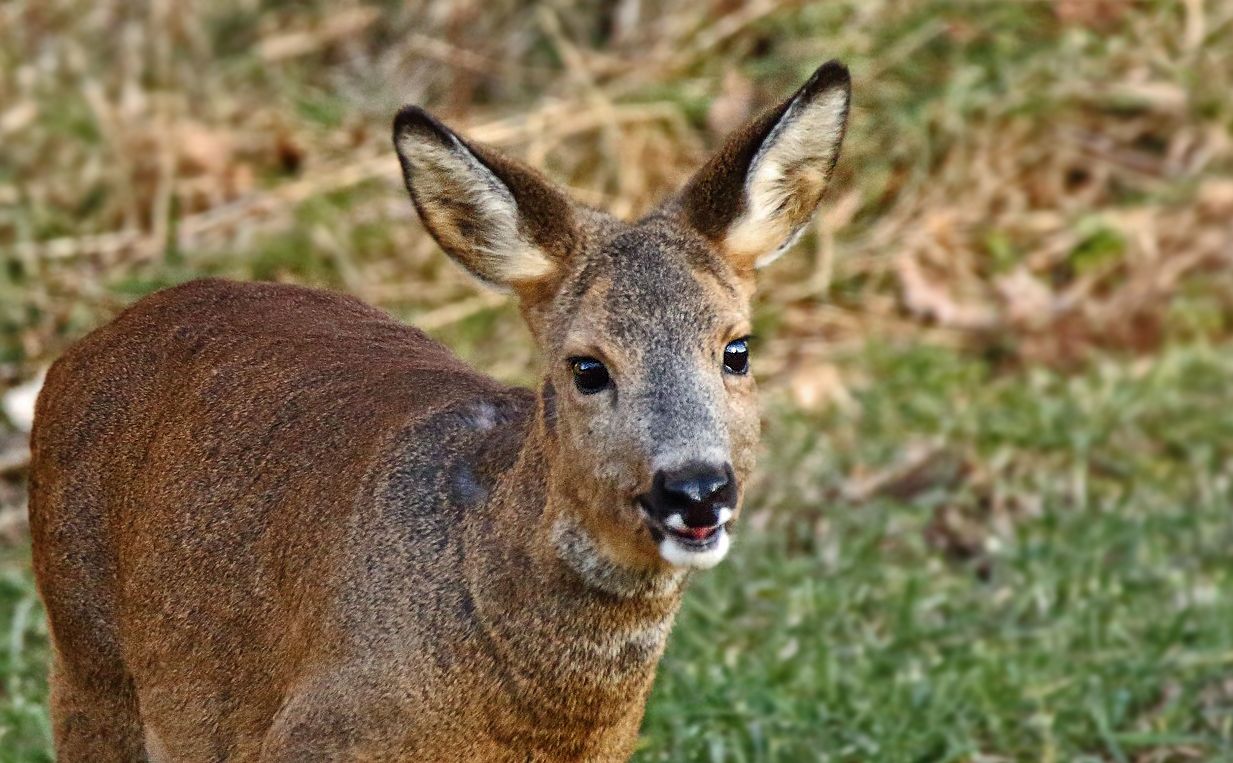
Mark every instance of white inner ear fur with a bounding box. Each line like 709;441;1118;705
726;86;848;269
396;131;554;284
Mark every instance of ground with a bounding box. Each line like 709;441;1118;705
1;0;1232;760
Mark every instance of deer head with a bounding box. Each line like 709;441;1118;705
394;61;850;575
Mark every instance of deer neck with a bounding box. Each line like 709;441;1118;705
460;388;687;725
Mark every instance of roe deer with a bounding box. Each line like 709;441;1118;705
30;60;850;762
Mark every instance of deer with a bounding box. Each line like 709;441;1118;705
28;60;850;762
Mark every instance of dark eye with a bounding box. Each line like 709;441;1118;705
723;338;750;375
571;357;610;394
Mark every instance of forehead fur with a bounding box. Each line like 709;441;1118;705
548;217;745;350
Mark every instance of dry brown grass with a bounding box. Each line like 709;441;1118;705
1;0;1231;390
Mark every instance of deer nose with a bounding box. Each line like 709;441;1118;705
644;462;737;529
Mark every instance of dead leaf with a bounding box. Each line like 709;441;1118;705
787;361;854;412
258;6;382;62
1053;0;1129;29
898;256;999;331
176;122;235;176
706;69;755;141
1197;178;1233;215
0;101;37;135
843;442;967;504
995;267;1056;329
2;371;44;433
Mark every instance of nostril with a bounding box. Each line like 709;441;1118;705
664;470;728;505
651;462;737;527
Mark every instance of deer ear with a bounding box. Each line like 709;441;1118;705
393;107;579;291
675;61;851;272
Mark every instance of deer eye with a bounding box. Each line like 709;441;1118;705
723;338;749;375
571;357;610;394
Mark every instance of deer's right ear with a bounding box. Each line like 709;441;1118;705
393;107;579;292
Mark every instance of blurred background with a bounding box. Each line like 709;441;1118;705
2;0;1232;759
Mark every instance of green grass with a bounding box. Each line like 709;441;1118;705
0;550;50;763
4;342;1232;761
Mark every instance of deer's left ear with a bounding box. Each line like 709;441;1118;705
674;61;851;272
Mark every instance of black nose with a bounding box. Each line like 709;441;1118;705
644;462;737;528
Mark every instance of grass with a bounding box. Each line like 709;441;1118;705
0;549;50;762
4;342;1233;760
2;0;1233;760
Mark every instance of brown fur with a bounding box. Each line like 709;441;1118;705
30;61;850;761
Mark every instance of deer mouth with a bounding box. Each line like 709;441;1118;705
635;502;733;568
661;522;723;547
639;503;731;552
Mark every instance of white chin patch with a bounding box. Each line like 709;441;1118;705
658;529;731;570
